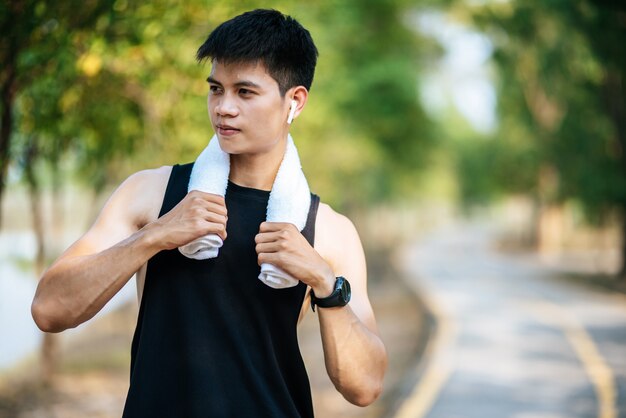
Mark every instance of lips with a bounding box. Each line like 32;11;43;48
216;123;240;131
216;124;240;136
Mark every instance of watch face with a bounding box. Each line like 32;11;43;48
340;278;351;304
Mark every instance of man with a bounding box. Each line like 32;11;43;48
32;9;387;417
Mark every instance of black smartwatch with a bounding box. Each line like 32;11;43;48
310;276;351;312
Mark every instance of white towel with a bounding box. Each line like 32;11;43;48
178;137;230;260
179;134;311;289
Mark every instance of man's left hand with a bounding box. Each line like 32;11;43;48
255;222;334;297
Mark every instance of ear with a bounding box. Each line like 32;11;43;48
286;86;309;125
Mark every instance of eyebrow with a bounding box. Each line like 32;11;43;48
206;76;262;89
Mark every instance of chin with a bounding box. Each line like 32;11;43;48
215;135;239;153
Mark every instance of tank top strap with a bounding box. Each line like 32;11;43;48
302;194;320;247
159;163;193;217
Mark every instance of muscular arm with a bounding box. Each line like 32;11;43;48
32;167;228;333
255;204;387;406
312;205;387;406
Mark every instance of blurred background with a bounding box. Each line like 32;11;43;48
1;0;625;417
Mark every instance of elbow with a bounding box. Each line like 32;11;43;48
31;297;72;333
340;380;384;407
351;385;384;407
337;347;388;407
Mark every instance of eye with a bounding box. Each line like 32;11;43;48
209;85;222;95
239;88;254;96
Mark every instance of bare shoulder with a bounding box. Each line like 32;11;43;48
120;165;172;195
126;165;172;184
316;203;358;236
103;165;173;229
315;202;364;273
58;166;172;260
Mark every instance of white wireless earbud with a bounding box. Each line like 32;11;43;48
287;100;297;124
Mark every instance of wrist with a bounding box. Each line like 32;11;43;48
137;222;167;254
310;266;335;298
310;276;351;312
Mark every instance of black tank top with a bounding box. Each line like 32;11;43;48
123;163;318;418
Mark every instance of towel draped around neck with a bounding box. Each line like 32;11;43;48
178;134;311;289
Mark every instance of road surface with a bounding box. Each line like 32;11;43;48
394;222;626;418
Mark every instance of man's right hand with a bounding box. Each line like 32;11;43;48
150;190;228;251
31;168;228;332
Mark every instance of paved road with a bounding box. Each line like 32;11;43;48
394;222;626;418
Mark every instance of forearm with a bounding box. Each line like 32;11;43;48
318;305;387;406
32;225;161;332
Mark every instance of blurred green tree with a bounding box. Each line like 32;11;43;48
451;0;626;276
0;0;119;223
2;0;121;386
4;0;434;208
300;0;434;209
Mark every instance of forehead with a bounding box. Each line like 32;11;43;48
209;59;278;89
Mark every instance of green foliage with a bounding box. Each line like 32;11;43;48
5;0;434;211
453;0;626;222
311;0;434;203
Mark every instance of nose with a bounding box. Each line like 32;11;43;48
212;94;239;118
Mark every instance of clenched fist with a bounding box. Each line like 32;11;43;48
151;190;228;251
255;222;335;297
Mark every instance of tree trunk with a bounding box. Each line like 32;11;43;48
40;333;59;388
537;205;564;259
535;164;563;260
51;163;65;250
25;141;58;386
602;70;626;279
620;209;626;279
24;142;45;275
0;48;17;228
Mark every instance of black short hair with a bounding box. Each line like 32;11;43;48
196;9;318;96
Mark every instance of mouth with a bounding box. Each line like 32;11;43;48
216;124;240;136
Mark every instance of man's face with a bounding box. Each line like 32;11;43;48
206;60;290;156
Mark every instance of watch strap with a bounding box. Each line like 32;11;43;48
310;276;350;312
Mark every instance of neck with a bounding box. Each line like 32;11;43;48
228;136;288;191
